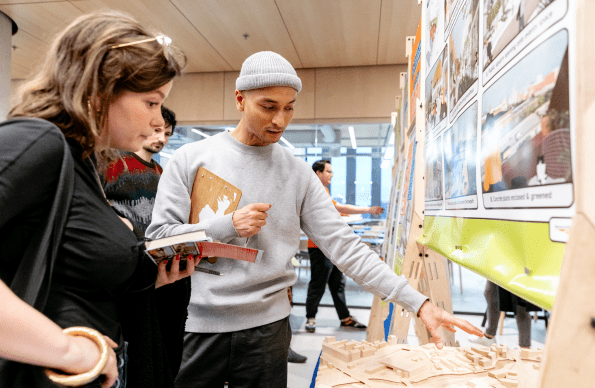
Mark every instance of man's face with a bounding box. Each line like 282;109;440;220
236;86;297;146
142;124;172;154
316;163;333;186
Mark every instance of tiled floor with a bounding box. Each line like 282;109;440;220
288;263;548;388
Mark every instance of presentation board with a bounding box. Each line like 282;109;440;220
416;0;575;310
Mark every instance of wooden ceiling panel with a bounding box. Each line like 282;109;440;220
275;0;382;68
0;2;83;43
10;29;46;78
0;1;58;4
171;0;301;70
67;0;233;72
377;0;421;65
5;0;418;79
11;61;30;79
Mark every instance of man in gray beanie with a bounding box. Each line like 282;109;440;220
147;51;483;388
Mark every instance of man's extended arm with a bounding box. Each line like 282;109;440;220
334;203;383;215
300;173;483;349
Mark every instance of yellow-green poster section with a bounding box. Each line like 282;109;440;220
418;216;564;310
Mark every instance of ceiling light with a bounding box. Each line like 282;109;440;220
191;128;211;138
348;126;357;149
280;136;295;149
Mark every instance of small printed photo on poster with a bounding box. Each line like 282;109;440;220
483;0;564;72
425;136;444;210
449;0;480;112
426;0;445;73
425;46;449;137
481;30;571;209
444;102;478;209
445;0;463;33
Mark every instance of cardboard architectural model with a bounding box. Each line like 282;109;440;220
315;336;542;388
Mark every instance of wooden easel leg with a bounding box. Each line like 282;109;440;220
425;249;456;346
538;214;595;388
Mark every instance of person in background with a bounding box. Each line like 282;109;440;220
0;11;192;388
470;281;533;349
305;159;384;333
147;50;484;388
102;105;176;239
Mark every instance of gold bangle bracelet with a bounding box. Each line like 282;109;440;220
44;327;110;387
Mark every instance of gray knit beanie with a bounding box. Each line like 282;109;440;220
236;51;302;93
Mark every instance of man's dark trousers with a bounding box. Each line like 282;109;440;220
305;247;350;320
175;317;291;388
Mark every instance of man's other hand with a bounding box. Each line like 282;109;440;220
368;206;384;215
233;203;271;237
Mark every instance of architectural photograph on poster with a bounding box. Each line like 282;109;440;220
481;29;571;209
482;0;567;81
425;136;444;210
425;0;445;71
449;0;480;116
445;0;463;33
425;46;449;137
444;102;479;210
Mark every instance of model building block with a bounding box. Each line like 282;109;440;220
316;337;543;387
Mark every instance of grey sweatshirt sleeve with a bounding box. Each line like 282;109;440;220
299;172;428;314
145;147;239;242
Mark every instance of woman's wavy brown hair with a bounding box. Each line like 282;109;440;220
9;11;186;158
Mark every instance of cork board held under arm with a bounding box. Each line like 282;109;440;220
189;167;242;263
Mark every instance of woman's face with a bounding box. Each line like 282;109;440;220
103;81;173;152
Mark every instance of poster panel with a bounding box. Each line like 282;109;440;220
419;0;574;310
385;161;405;274
396;130;417;259
425;135;444;211
382;146;401;267
449;0;480;119
425;46;449;139
393;164;407;274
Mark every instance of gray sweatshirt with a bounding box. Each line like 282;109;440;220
146;131;427;333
